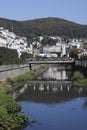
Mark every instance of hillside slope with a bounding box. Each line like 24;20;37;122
0;17;87;38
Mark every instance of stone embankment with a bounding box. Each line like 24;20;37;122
0;64;43;81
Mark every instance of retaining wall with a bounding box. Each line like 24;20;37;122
0;64;30;81
0;64;44;81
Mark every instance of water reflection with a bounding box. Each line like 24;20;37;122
16;66;87;130
38;65;72;80
16;66;87;103
16;81;87;104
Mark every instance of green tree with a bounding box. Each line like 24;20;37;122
41;36;57;46
69;48;79;59
20;52;33;60
0;47;19;65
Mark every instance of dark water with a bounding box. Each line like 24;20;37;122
16;66;87;130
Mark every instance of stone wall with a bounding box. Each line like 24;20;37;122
0;64;30;81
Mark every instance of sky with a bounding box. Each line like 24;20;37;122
0;0;87;25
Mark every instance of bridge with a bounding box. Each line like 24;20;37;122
28;59;75;64
28;59;75;70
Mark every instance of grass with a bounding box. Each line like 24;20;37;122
6;65;49;84
12;70;35;83
0;71;35;130
0;82;11;93
0;64;49;129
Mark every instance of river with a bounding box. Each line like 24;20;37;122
16;65;87;130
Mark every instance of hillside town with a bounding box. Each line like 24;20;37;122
0;27;33;58
0;27;87;59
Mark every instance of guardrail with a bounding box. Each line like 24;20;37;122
28;60;74;64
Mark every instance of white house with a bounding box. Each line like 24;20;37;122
0;27;33;58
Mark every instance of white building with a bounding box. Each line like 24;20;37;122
0;35;7;47
0;27;32;58
61;44;66;57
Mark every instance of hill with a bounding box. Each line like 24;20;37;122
0;17;87;38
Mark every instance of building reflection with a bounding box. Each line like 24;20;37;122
42;66;69;80
16;81;87;104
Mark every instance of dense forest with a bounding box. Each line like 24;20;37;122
0;17;87;39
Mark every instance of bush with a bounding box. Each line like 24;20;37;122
0;106;28;130
78;79;87;84
73;71;84;81
0;91;28;130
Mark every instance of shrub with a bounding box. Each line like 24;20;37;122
0;91;28;129
73;71;84;81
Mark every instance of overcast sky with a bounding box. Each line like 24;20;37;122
0;0;87;24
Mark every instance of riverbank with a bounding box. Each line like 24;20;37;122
7;64;49;91
72;71;87;87
0;82;28;130
0;64;49;130
72;81;87;87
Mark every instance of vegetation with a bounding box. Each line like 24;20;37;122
0;82;28;130
20;52;33;60
0;47;23;65
73;71;84;81
69;48;80;59
0;64;48;129
73;71;87;85
0;82;11;93
6;64;49;85
0;47;33;65
0;66;44;129
0;63;47;130
12;70;35;83
7;64;48;85
41;36;57;46
0;17;87;40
